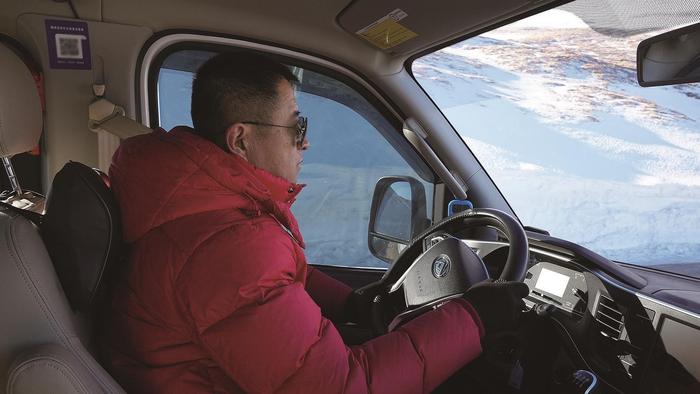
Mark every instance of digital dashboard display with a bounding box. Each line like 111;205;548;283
535;268;570;297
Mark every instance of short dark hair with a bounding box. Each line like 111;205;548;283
191;52;298;149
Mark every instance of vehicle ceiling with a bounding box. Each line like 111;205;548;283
3;0;566;75
4;0;700;72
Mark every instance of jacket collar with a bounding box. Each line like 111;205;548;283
179;128;306;247
232;154;306;249
237;154;305;206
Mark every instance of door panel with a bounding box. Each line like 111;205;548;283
312;264;385;289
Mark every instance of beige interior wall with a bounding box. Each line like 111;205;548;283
14;14;152;189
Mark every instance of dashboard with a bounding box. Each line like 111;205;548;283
525;261;588;318
434;235;700;393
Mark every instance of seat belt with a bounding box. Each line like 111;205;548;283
88;84;151;171
88;84;151;138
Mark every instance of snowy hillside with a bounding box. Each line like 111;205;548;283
415;14;700;270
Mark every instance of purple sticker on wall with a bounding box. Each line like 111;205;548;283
45;19;92;70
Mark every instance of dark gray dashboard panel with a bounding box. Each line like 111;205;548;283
656;317;700;382
449;237;700;392
636;295;700;393
653;289;700;312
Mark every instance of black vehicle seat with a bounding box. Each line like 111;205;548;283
43;161;124;328
0;40;125;393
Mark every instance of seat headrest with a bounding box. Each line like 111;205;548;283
42;161;123;312
0;41;42;158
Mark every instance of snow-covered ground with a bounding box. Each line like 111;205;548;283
414;13;700;273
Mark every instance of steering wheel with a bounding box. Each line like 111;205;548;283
369;208;529;334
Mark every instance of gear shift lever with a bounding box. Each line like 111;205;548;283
565;370;598;394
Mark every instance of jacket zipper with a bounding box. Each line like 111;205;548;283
268;214;300;246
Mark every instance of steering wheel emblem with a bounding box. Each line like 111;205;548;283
432;254;451;278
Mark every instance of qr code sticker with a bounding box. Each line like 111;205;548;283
55;34;85;59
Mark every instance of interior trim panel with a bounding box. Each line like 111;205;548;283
464;237;700;393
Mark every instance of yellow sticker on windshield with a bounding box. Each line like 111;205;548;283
356;9;418;50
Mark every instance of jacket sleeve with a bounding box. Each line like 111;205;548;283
177;220;483;394
305;266;353;321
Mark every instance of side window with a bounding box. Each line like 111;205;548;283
155;49;434;268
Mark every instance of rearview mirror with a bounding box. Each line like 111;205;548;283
368;176;429;263
637;22;700;87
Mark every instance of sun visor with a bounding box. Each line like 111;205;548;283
562;0;700;37
337;0;536;56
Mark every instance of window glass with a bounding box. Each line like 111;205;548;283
158;68;193;131
156;49;433;268
413;1;700;278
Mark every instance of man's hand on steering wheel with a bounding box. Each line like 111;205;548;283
463;280;530;337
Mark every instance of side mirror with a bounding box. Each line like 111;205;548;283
637;22;700;87
368;176;429;263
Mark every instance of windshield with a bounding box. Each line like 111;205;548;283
413;0;700;278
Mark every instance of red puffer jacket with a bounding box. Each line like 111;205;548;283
102;127;484;393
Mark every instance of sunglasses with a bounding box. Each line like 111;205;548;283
241;116;308;149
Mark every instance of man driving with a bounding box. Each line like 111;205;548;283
101;52;529;393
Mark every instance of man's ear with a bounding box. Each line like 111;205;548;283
224;123;249;159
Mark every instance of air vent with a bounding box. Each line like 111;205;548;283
595;294;624;340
